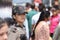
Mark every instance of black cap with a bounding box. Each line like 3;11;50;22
12;6;26;15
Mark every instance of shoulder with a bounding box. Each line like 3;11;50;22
37;21;49;29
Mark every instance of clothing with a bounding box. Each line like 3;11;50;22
35;21;50;40
24;18;29;40
53;25;60;40
26;9;37;32
8;24;27;40
50;15;60;33
0;7;12;18
32;12;41;25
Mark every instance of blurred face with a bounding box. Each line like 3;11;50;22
56;10;60;13
52;10;57;16
14;13;26;23
0;23;8;40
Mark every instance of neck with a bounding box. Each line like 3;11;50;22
17;22;23;27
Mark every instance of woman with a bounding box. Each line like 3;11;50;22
31;10;50;40
8;6;27;40
0;18;8;40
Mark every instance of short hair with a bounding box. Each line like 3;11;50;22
31;4;35;9
0;0;12;7
0;18;7;29
38;3;45;12
26;3;31;7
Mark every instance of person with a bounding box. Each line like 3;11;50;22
32;3;45;30
53;25;60;40
31;11;50;40
8;6;27;40
50;8;60;37
23;18;29;40
0;18;8;40
53;1;59;10
25;3;31;12
26;3;37;37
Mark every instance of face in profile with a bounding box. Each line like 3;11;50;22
0;23;8;40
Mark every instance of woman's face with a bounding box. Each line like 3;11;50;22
0;23;8;40
14;13;26;23
52;10;57;16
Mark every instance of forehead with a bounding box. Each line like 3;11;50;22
16;13;26;16
0;23;8;34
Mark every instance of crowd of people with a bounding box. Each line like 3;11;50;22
0;0;60;40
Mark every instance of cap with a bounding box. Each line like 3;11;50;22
51;8;56;12
12;6;27;15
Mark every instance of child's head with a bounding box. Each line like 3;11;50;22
51;8;58;16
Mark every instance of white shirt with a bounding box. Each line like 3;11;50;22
24;18;29;40
32;12;41;25
0;7;12;18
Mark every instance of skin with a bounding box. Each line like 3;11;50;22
56;10;60;14
0;23;8;40
52;10;58;16
13;13;26;26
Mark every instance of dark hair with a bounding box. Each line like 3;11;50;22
4;18;14;26
0;18;7;29
38;3;45;12
0;0;12;7
32;11;50;39
47;7;52;11
31;4;35;9
35;11;50;27
26;3;31;7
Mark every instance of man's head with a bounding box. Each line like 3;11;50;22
38;3;45;12
0;18;8;40
12;6;26;23
31;4;35;9
26;3;31;8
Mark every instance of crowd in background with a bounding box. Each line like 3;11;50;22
0;0;60;40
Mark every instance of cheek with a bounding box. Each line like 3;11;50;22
16;16;21;20
53;12;57;14
0;36;3;40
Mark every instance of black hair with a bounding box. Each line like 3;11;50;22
47;7;52;11
38;3;45;12
0;0;12;7
32;10;50;39
26;3;31;7
31;4;35;9
12;6;17;23
0;18;7;29
35;11;50;27
4;18;14;26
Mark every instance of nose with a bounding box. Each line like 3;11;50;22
4;34;8;40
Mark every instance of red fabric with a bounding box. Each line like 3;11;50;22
34;0;42;3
